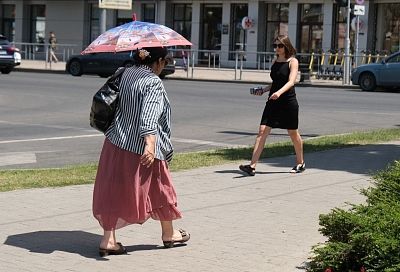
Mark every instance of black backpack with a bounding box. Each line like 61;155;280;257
89;67;126;133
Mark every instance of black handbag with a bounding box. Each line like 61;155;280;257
89;67;126;133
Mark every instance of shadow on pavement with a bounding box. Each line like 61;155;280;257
222;143;400;176
259;143;400;175
4;230;174;259
4;230;104;259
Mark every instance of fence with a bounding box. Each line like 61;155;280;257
13;42;80;62
13;42;393;82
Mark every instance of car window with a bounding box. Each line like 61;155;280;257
387;54;400;64
0;37;10;45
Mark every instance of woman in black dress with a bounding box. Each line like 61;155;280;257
239;35;305;176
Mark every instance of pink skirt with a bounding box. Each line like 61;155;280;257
92;138;182;230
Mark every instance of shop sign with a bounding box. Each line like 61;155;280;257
99;0;132;10
241;17;254;30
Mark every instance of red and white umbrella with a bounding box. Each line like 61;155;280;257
82;21;192;54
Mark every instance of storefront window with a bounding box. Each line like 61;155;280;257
142;4;155;23
298;4;323;53
229;3;248;58
200;4;222;51
116;9;133;26
89;4;100;43
1;4;15;42
173;4;192;41
380;4;400;53
265;3;289;52
30;5;46;45
333;5;346;52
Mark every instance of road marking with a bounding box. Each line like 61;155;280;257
0;152;37;166
0;134;103;144
0;134;246;149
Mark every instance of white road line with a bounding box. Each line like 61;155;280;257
0;134;103;144
0;134;247;149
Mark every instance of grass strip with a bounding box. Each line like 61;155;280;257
1;128;399;192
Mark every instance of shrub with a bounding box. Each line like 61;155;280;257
307;161;400;272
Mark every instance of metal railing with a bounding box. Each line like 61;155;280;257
13;42;393;83
12;42;79;62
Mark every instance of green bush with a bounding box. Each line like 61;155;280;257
307;161;400;272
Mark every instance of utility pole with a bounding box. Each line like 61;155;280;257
100;8;107;34
344;0;351;85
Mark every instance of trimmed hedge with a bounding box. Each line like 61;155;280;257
307;160;400;272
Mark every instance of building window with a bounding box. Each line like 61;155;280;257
89;4;100;43
200;4;222;51
173;4;192;41
332;4;347;52
1;4;15;42
30;5;46;44
116;9;133;26
265;3;289;52
230;3;248;57
298;4;323;53
379;3;400;53
142;4;155;23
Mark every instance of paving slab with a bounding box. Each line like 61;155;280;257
1;141;399;271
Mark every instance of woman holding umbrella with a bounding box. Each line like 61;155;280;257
92;46;190;256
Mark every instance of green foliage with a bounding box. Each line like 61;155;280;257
307;161;400;272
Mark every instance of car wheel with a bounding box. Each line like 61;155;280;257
68;60;82;76
1;67;13;74
359;72;376;92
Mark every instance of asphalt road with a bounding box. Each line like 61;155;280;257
0;72;399;169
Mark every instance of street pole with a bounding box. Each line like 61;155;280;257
100;8;107;34
355;15;359;67
344;0;351;85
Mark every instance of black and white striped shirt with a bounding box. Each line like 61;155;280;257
105;65;173;162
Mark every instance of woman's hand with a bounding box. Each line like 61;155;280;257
141;135;156;167
140;147;155;167
269;91;281;100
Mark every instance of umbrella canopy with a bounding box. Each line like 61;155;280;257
82;21;192;54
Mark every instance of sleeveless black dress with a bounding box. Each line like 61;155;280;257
260;61;299;129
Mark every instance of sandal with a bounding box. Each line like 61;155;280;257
99;242;127;257
239;164;256;176
163;229;191;248
290;162;306;173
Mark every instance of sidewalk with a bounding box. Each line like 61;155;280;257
15;60;357;89
1;141;399;272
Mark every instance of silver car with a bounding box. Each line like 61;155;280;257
351;51;400;91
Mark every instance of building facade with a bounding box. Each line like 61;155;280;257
0;0;399;66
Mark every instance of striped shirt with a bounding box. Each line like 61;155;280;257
105;65;173;162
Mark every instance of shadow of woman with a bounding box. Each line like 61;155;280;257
4;230;162;260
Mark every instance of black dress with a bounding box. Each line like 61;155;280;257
260;61;299;129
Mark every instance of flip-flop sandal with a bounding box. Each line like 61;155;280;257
99;242;127;257
163;229;191;248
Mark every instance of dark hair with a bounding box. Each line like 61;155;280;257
134;46;170;65
275;35;296;58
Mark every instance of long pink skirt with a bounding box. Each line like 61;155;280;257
92;138;182;231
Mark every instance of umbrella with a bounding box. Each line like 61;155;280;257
82;20;192;54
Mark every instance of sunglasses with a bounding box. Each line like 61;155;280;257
273;43;285;49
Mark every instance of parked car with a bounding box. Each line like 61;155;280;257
66;51;175;78
351;51;400;91
0;35;21;74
